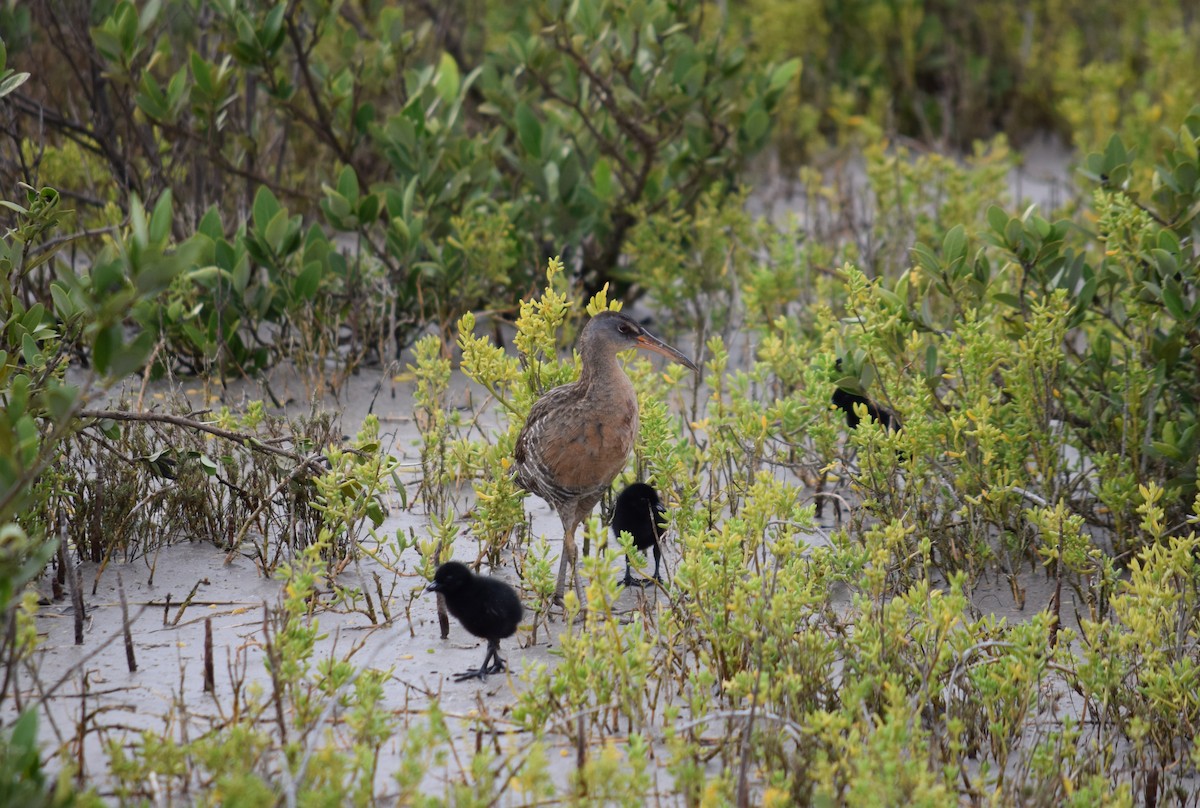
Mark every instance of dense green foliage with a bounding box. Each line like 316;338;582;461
738;0;1200;161
3;0;791;360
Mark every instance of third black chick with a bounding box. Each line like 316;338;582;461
426;561;524;681
611;483;667;587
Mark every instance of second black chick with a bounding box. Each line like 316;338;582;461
611;483;667;587
426;561;524;681
831;387;894;431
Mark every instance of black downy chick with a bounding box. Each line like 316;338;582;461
426;561;524;682
831;387;894;431
831;358;896;431
611;483;668;587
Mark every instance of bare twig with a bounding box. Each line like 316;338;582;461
78;408;324;469
117;572;137;672
204;617;215;693
70;563;85;646
171;580;204;626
